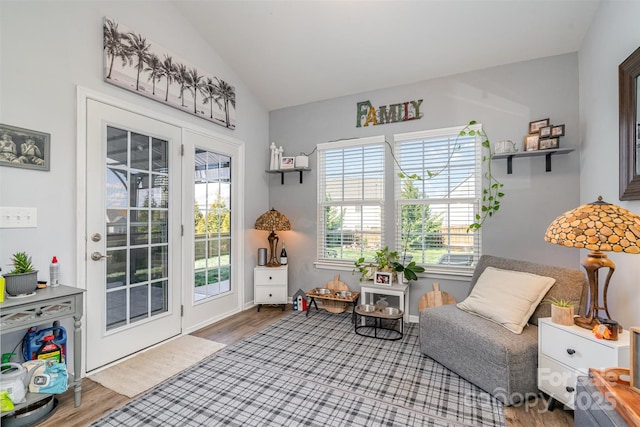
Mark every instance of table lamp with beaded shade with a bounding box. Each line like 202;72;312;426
255;208;291;267
544;196;640;330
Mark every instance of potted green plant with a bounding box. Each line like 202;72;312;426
354;246;425;283
544;297;575;326
3;252;38;296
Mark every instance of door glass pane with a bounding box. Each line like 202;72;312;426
104;126;170;331
130;284;148;323
131;132;149;170
193;148;231;302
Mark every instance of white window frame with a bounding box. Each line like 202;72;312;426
315;135;386;270
393;125;482;275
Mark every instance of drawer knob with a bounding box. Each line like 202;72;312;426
269;277;272;280
36;310;43;316
269;293;273;297
566;348;576;355
565;386;575;393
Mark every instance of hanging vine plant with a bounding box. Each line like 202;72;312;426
460;121;504;231
386;120;505;232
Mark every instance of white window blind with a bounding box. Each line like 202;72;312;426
394;125;481;269
317;136;385;265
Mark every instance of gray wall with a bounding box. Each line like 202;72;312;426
579;0;640;328
270;53;581;316
0;1;270;354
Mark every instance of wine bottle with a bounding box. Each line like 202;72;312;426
280;242;288;265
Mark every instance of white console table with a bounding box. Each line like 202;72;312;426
0;285;85;414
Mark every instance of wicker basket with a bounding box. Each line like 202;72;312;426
4;271;38;296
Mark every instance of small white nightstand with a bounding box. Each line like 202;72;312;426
254;265;288;311
537;317;630;409
359;282;409;323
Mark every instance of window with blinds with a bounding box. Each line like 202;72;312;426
317;136;385;265
394;125;481;269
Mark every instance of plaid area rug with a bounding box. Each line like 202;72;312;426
92;311;505;427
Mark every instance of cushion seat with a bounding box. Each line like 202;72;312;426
419;255;588;405
420;304;538;404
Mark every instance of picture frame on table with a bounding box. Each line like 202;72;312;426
539;138;559;150
551;124;565;137
529;118;550;134
524;134;540;151
374;271;392;286
0;123;50;171
280;156;295;169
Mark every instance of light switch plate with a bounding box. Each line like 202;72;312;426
0;207;38;228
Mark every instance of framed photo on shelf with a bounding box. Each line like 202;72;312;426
529;118;550;134
539;138;559;150
374;271;392;286
539;126;552;138
524;134;540;151
0;123;50;171
551;124;565;137
280;156;295;169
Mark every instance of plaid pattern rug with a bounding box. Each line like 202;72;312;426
92;310;505;426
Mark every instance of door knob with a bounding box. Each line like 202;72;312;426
91;252;111;261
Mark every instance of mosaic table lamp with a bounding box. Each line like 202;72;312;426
255;208;291;267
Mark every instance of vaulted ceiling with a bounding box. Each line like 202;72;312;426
172;0;601;111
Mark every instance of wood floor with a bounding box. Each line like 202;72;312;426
37;306;573;427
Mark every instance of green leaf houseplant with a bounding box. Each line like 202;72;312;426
3;251;38;296
353;246;425;283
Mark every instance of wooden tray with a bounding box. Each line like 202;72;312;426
589;367;640;426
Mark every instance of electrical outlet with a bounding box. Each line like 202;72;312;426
0;207;38;228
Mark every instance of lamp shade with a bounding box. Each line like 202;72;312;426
544;196;640;330
254;208;291;232
544;196;640;254
255;208;291;267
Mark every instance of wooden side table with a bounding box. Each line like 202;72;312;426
359;282;409;323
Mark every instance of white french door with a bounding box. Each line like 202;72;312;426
85;99;182;371
181;130;243;331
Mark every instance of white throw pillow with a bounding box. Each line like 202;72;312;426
457;267;556;334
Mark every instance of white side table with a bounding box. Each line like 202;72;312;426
537;317;630;409
359;282;409;323
254;265;288;311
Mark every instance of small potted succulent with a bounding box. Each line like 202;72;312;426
544;297;575;326
3;252;38;296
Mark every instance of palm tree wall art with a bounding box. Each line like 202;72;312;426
103;17;236;129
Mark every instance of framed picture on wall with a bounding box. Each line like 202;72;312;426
0;123;50;171
524;134;540;151
551;124;565;137
540;126;552;138
540;138;559;150
529;118;550;134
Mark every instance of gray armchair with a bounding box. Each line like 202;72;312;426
419;255;588;405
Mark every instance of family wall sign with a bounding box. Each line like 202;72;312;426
356;99;423;128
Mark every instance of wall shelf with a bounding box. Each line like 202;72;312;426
493;148;574;174
265;167;311;184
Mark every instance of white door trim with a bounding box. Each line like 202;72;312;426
76;86;245;375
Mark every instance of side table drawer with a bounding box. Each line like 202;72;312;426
254;269;287;285
538;356;578;409
0;296;76;331
255;286;287;304
540;322;613;370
